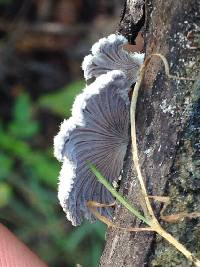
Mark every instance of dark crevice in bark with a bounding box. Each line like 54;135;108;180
118;0;145;44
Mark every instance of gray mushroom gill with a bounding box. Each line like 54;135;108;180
54;34;144;226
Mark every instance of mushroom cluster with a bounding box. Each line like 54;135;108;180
54;34;144;225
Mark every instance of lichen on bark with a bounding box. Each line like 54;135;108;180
150;73;200;267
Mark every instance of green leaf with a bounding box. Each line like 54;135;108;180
0;182;13;208
0;130;59;188
91;240;102;267
38;80;85;117
0;153;13;181
64;221;106;255
64;223;93;251
90;221;106;240
9;93;39;138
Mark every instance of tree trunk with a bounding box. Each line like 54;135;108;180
100;0;200;266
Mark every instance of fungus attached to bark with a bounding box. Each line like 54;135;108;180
54;71;130;225
54;33;144;226
82;34;144;87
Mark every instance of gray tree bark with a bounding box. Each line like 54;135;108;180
100;0;200;266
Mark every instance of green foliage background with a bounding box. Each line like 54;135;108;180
0;82;106;267
0;0;121;265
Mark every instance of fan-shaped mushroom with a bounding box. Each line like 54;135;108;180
54;71;130;225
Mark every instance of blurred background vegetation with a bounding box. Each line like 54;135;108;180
0;0;123;266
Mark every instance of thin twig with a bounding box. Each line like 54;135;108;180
87;200;153;232
130;56;157;221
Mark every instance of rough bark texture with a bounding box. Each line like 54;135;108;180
100;0;200;266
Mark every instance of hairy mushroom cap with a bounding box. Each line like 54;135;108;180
82;34;144;90
54;117;77;162
54;71;130;225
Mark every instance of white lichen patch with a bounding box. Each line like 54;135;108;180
160;99;175;116
144;147;153;157
112;181;119;189
118;174;122;181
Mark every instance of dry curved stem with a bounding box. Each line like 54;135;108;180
87;200;153;232
130;53;200;266
151;53;195;81
161;211;200;223
148;195;200;223
131;55;158;221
